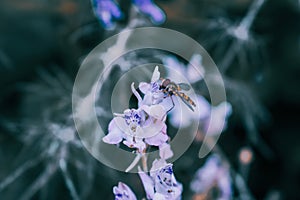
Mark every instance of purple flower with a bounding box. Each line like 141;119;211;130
159;142;174;160
190;154;232;200
113;182;137;200
139;66;165;106
102;104;168;152
138;159;182;200
162;54;205;84
91;0;123;29
132;0;166;24
204;102;232;136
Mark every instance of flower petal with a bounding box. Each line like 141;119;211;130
103;119;124;144
159;143;174;160
205;101;232;136
139;82;151;94
142;105;166;120
133;0;166;24
114;117;129;134
151;66;160;82
153;193;166;200
150;159;168;177
123;137;146;152
186;54;205;83
138;166;155;199
144;124;168;146
142;120;165;138
113;182;137;200
102;129;123;144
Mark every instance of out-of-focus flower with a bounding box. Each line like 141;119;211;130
91;0;166;29
113;182;137;200
91;0;123;29
138;159;182;200
162;54;205;84
162;55;232;131
204;101;232;136
167;95;211;128
190;154;232;200
132;0;166;24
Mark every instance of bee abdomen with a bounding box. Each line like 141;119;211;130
180;93;196;106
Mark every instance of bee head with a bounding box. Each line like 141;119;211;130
161;78;171;89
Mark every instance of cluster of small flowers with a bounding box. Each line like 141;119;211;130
103;66;173;155
103;66;183;199
114;159;182;199
91;0;166;29
102;56;233;198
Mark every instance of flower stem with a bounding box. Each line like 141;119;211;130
141;153;148;171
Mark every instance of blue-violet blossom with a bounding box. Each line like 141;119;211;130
132;0;166;25
138;159;182;200
103;80;169;152
190;154;232;200
113;182;137;200
91;0;123;29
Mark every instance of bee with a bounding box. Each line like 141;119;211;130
160;78;196;112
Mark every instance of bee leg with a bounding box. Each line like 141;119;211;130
166;95;175;113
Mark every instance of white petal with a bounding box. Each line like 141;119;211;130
159;143;174;160
142;120;165;138
102;129;123;144
145;130;168;146
206;101;232;136
114;117;129;133
142;105;166;120
103;119;124;144
186;54;205;83
196;95;211;119
139;82;151;94
151;66;160;82
153;193;166;200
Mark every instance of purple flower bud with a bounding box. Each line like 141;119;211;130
132;0;166;24
113;182;137;200
92;0;123;29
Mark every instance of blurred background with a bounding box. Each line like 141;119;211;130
0;0;299;199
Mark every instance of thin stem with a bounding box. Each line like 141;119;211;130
239;0;266;31
125;154;142;173
220;0;266;73
59;159;80;200
20;163;57;200
141;153;148;172
0;153;44;191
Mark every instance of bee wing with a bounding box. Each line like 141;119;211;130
178;83;191;91
178;92;194;111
